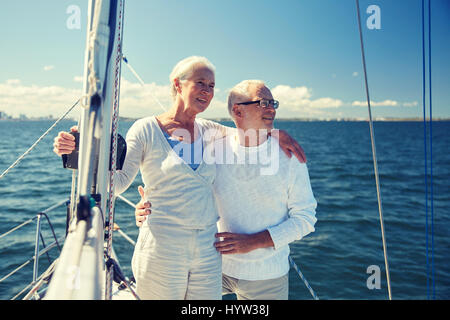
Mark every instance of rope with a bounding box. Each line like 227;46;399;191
289;256;319;300
355;0;392;300
0;99;80;181
106;256;140;300
22;259;58;300
105;0;125;301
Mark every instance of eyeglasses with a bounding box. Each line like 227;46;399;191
236;99;279;109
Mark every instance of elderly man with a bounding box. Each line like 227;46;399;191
135;80;317;300
211;80;317;300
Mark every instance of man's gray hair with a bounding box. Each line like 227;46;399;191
169;56;216;99
227;80;266;115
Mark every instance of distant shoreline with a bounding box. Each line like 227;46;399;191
1;117;449;122
204;118;450;122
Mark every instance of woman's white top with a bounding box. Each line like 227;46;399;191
115;116;222;229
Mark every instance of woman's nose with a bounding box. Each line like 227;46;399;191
202;86;213;95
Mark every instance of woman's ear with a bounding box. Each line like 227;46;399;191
174;78;182;94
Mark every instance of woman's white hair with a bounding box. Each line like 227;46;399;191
227;80;266;115
169;56;216;99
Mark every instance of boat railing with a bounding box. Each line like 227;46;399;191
43;194;140;300
0;198;68;300
0;194;138;300
114;195;137;246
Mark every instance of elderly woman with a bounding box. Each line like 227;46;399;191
53;56;305;300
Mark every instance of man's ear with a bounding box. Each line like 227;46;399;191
231;104;242;118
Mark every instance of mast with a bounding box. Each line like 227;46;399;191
45;0;125;300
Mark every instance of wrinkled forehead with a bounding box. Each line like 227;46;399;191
248;83;273;100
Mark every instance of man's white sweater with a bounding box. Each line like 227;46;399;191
213;134;317;281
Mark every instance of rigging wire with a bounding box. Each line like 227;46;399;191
421;0;429;300
289;256;319;300
122;56;167;112
355;0;392;300
0;99;80;181
422;0;435;300
428;0;435;300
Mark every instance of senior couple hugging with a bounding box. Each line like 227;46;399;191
53;56;317;300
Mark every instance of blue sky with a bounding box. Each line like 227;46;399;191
0;0;448;119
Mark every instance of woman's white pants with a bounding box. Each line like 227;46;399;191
131;223;222;300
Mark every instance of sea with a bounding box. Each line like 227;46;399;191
0;119;448;300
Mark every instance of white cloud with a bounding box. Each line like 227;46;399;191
0;79;349;120
43;65;55;71
0;79;81;118
271;84;343;117
118;79;172;117
272;85;311;103
352;100;399;107
403;101;418;107
310;97;343;108
6;79;21;85
73;76;83;83
119;79;229;119
0;78;173;119
352;72;359;77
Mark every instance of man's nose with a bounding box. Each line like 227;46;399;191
266;105;276;113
